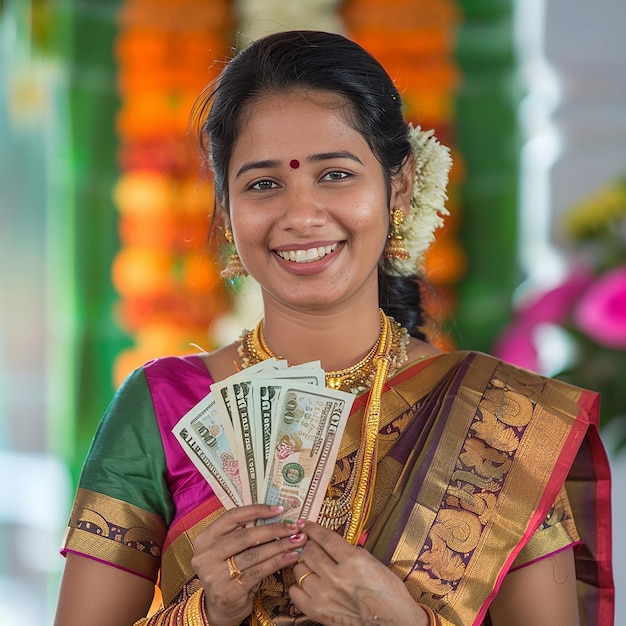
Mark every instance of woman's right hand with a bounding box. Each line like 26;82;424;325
191;504;307;626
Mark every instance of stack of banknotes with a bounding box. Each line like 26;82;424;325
173;359;355;524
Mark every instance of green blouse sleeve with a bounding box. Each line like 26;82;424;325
62;367;173;582
78;367;173;522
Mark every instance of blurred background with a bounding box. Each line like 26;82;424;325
0;0;624;623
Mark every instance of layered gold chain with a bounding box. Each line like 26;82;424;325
238;309;408;394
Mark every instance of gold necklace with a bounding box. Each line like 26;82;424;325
251;313;397;626
238;309;409;394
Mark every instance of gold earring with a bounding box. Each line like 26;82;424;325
220;229;248;279
382;208;410;261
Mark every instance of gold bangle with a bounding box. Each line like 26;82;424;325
132;588;207;626
185;588;208;626
417;603;441;626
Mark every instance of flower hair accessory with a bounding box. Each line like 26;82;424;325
387;124;452;276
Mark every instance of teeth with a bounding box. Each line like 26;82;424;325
277;243;338;263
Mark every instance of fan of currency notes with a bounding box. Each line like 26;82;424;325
173;359;355;524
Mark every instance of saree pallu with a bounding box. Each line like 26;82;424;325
61;351;614;625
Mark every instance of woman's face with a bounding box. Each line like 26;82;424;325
226;91;407;314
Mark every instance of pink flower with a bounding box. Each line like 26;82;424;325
494;267;595;370
516;268;595;327
493;325;539;371
574;266;626;348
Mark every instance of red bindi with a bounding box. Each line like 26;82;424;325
289;159;300;169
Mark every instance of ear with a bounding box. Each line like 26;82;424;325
389;154;415;216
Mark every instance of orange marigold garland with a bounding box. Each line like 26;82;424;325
112;0;232;386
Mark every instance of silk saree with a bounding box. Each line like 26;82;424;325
62;351;613;625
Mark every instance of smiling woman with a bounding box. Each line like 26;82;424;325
226;91;399;325
54;30;613;626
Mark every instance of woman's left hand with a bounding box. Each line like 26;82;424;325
290;522;425;626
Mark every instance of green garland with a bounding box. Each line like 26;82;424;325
451;0;520;351
52;0;130;482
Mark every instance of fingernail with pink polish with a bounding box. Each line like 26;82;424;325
289;533;304;541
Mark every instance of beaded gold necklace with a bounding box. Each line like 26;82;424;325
242;311;409;626
238;309;409;394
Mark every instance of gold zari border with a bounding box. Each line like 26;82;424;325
63;487;166;582
366;354;586;625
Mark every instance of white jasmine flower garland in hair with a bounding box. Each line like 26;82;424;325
389;124;453;276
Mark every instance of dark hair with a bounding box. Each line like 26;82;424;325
194;30;428;340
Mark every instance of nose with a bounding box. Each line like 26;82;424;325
277;183;328;233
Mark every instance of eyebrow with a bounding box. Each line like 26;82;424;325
309;151;364;165
234;151;364;179
235;159;281;179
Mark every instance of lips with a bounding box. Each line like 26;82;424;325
275;243;339;264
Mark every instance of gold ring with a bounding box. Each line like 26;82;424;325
227;555;242;581
296;570;314;588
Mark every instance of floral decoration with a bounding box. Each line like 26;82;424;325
112;0;232;386
390;124;452;276
495;175;626;450
574;266;626;348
